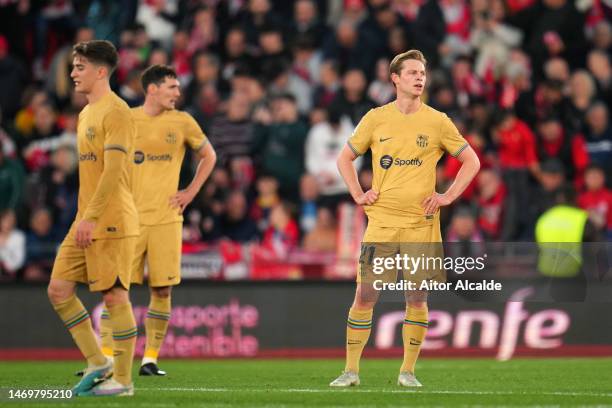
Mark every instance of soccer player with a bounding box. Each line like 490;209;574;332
330;50;480;387
98;64;216;375
47;40;139;396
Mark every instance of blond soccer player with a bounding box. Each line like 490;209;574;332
47;40;139;396
98;64;216;375
330;50;480;387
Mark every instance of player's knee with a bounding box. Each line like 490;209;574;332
102;287;129;308
407;300;427;309
47;281;74;304
152;286;171;298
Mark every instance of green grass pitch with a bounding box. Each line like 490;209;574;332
1;358;611;407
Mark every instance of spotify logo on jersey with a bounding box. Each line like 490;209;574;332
379;155;423;169
134;151;145;164
380;155;393;169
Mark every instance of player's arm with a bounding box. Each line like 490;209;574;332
169;142;216;214
422;146;480;215
338;110;379;206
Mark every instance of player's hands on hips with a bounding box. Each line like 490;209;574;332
355;189;379;206
76;219;96;249
422;193;452;215
170;188;197;214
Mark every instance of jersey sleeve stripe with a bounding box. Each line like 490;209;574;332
451;143;468;157
192;139;209;152
347;141;362;157
104;144;127;154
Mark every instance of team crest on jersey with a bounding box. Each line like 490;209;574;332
86;127;95;141
416;134;428;148
166;133;177;144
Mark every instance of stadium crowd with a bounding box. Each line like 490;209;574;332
0;0;611;281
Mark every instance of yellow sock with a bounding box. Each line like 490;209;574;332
143;295;171;364
52;294;106;367
400;306;428;374
107;302;137;386
99;307;114;358
345;308;373;373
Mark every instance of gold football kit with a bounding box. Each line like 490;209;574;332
51;92;138;291
130;107;207;287
347;102;468;284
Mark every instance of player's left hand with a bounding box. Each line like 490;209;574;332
421;193;452;215
170;188;197;214
76;219;96;249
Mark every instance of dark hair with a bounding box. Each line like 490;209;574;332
72;40;118;73
141;64;177;93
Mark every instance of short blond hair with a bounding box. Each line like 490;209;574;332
389;49;427;76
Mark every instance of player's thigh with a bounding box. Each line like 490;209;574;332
85;237;137;292
50;240;87;284
146;222;182;287
358;225;401;285
399;222;445;284
130;226;149;285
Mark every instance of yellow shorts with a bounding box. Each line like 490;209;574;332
357;223;445;285
131;222;182;287
51;236;136;292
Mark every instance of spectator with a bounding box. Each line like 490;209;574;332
587;50;612;108
565;70;597;134
253;94;308;202
220;27;254;81
291;0;329;47
528;158;567;231
0;140;25;211
411;0;446;68
263;59;313;115
24;207;59;280
508;0;587;79
583;102;612;183
536;116;589;185
368;58;395;105
313;60;341;108
183;52;226;108
578;164;612;239
591;21;612;54
119;69;145;107
544;57;570;83
0;209;25;277
302;207;338;252
476;168;506;240
446;206;485;244
251;174;280;232
322;18;376;77
221;190;259;243
470;0;522;80
305;107;359;205
187;6;219;55
18;103;62;172
136;0;179;49
237;0;286;48
291;35;323;86
329;68;376;126
208;93;255;168
299;174;319;234
0;35;27;120
491;109;539;239
261;201;299;258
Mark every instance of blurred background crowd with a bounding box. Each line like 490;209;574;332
0;0;611;281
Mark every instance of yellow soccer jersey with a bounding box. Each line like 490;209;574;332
348;102;468;227
70;92;139;239
131;107;208;225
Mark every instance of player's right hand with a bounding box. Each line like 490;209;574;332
355;189;379;206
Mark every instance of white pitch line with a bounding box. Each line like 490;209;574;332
139;387;612;398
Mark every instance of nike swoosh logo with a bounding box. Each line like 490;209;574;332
347;340;362;345
380;137;393;142
168;276;176;280
410;339;422;346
